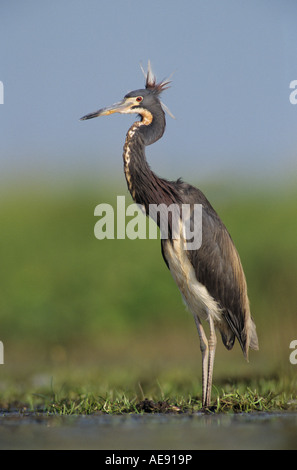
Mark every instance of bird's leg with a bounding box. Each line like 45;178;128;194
205;315;217;407
194;314;209;407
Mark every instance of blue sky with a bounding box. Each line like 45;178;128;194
1;0;297;185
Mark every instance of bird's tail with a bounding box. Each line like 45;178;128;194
220;307;259;361
242;314;259;361
248;316;259;351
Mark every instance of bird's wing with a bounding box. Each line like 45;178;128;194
178;184;258;357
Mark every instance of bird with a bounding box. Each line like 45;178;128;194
80;61;258;408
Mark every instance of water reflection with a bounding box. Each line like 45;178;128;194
0;412;296;450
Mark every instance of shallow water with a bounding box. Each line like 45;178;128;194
0;411;296;450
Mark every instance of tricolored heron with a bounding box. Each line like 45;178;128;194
81;62;258;407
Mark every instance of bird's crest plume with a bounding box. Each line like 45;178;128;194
140;60;175;118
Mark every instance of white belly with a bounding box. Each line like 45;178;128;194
162;234;222;324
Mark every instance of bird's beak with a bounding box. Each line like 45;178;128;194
80;99;133;120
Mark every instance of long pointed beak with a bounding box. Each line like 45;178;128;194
80;99;132;120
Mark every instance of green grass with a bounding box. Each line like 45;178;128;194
0;178;297;414
1;373;296;415
45;391;295;415
45;378;297;415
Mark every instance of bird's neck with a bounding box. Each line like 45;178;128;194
123;119;180;213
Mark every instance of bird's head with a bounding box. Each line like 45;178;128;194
80;61;173;126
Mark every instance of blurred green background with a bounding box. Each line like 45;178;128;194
1;176;296;399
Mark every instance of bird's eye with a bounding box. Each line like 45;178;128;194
136;96;143;102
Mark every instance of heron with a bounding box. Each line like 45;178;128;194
80;62;258;408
